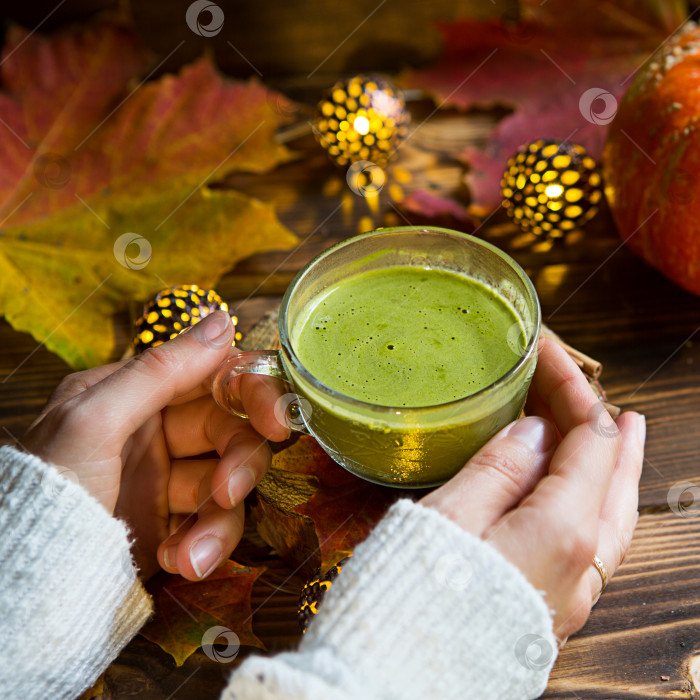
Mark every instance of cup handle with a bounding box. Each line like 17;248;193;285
211;350;310;433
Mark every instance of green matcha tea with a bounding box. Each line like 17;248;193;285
292;266;524;407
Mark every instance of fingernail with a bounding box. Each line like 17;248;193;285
189;537;223;579
228;466;256;507
163;544;177;570
503;416;555;453
192;310;231;343
636;414;647;445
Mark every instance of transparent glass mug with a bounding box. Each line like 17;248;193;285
212;227;540;488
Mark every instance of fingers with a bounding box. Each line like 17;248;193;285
75;311;235;439
160;423;270;580
239;373;290;442
162;395;226;458
507;337;622;540
209;430;272;509
168;459;215;513
212;351;290;442
531;337;608;436
165;350;289;445
167;435;271;514
163;395;273;509
483;341;626;636
163;394;269;459
167;376;220;407
421;416;557;535
491;415;620;576
158;501;246;581
523;384;555;428
29;359;131;429
486;415;622;637
588;411;645;603
540;415;620;513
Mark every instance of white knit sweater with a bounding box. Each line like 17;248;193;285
0;445;557;699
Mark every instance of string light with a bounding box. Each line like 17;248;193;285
313;75;410;167
501;139;602;238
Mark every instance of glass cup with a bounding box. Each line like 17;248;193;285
212;226;540;488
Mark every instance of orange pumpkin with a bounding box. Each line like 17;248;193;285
603;23;700;295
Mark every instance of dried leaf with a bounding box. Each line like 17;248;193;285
400;0;687;213
253;436;394;574
400;189;476;225
0;20;298;368
141;560;266;667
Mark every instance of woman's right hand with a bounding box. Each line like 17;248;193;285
421;337;645;643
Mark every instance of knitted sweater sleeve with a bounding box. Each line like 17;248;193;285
225;499;558;700
0;445;153;699
0;445;557;700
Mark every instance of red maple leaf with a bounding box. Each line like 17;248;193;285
141;560;266;666
0;18;298;368
269;436;395;572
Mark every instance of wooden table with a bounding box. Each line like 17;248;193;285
2;114;700;698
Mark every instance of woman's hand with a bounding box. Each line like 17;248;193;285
421;337;645;642
23;311;289;581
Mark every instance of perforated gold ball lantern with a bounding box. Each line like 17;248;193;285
133;285;240;353
501;140;602;238
313;75;410;167
298;555;352;634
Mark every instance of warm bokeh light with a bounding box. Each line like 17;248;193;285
545;184;563;198
353;115;370;134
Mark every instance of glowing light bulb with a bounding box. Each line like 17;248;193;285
545;184;564;198
353;116;370;135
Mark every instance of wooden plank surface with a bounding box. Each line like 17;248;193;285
546;512;700;699
1;72;700;700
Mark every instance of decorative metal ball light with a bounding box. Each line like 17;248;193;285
501;139;603;238
298;556;351;634
133;284;239;353
313;75;410;167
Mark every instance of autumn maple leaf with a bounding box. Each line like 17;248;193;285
0;19;298;369
253;436;395;574
141;559;266;667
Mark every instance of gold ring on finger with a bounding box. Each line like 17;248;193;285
592;554;608;592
